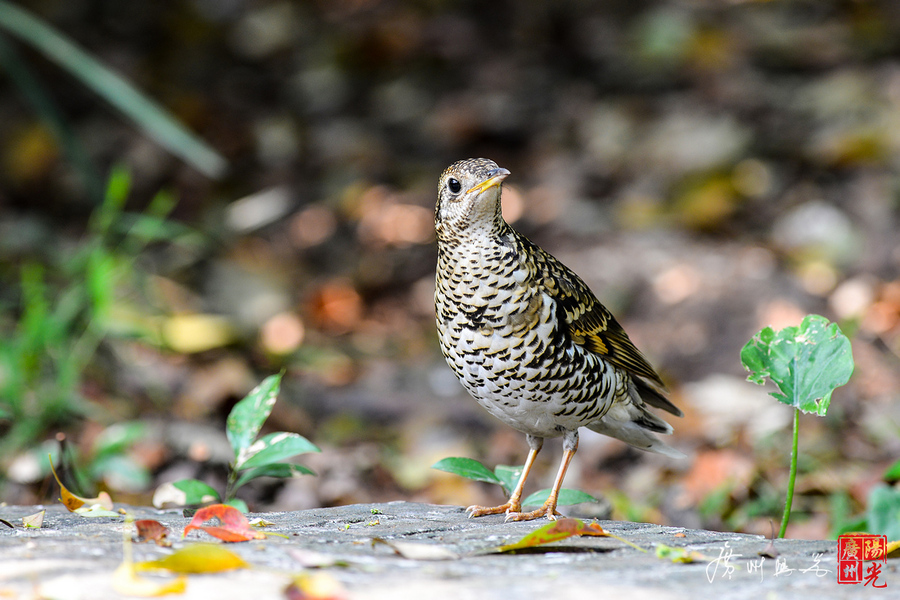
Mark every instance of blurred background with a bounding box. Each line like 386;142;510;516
1;0;900;539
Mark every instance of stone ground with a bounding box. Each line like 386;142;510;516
0;502;893;599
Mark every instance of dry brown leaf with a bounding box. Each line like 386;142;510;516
134;520;172;547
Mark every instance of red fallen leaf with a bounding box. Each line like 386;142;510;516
183;504;265;542
134;520;172;547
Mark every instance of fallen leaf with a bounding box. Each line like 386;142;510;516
284;573;347;600
655;543;710;563
136;544;249;573
0;519;14;529
287;549;350;568
48;456;114;512
493;519;646;554
135;520;172;547
22;511;44;529
496;518;599;552
371;538;460;560
183;504;266;542
74;503;120;518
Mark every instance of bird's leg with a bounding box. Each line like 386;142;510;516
466;435;543;518
506;430;578;522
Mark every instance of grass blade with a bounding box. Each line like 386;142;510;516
0;1;227;178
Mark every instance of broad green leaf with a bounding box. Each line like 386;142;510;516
431;457;503;486
227;374;281;459
225;498;249;513
168;479;221;505
237;432;320;470
89;453;151;492
740;314;853;416
867;485;900;541
884;460;900;482
493;465;522;495
523;488;599;507
92;421;146;459
233;462;315;490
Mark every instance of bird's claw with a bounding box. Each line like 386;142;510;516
465;502;521;518
503;506;562;522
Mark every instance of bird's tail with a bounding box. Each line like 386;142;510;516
587;381;685;459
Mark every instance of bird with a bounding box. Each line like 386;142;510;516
434;158;683;522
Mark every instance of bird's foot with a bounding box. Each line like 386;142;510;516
466;501;521;518
504;503;562;522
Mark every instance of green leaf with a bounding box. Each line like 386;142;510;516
884;460;900;483
431;457;503;486
233;462;316;491
867;485;900;540
227;374;282;459
89;454;151;492
171;479;221;505
740;314;853;416
237;432;320;470
523;488;599;507
494;465;523;495
225;498;249;513
92;422;146;460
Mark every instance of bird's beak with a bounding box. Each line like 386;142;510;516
466;167;511;195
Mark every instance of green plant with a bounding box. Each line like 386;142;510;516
161;373;320;511
432;457;598;508
741;314;854;538
0;167;186;462
832;460;900;540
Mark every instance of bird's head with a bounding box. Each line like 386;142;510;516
435;158;510;241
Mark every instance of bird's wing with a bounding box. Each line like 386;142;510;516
527;241;665;389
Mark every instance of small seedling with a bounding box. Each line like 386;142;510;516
432;456;598;507
741;314;854;538
160;373;319;511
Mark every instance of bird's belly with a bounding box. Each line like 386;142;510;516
442;320;615;437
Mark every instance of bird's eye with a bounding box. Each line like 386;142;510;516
447;178;461;194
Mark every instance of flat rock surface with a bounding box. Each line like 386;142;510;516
0;502;892;599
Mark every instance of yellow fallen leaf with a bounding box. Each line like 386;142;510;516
48;456;114;512
136;544;249;573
